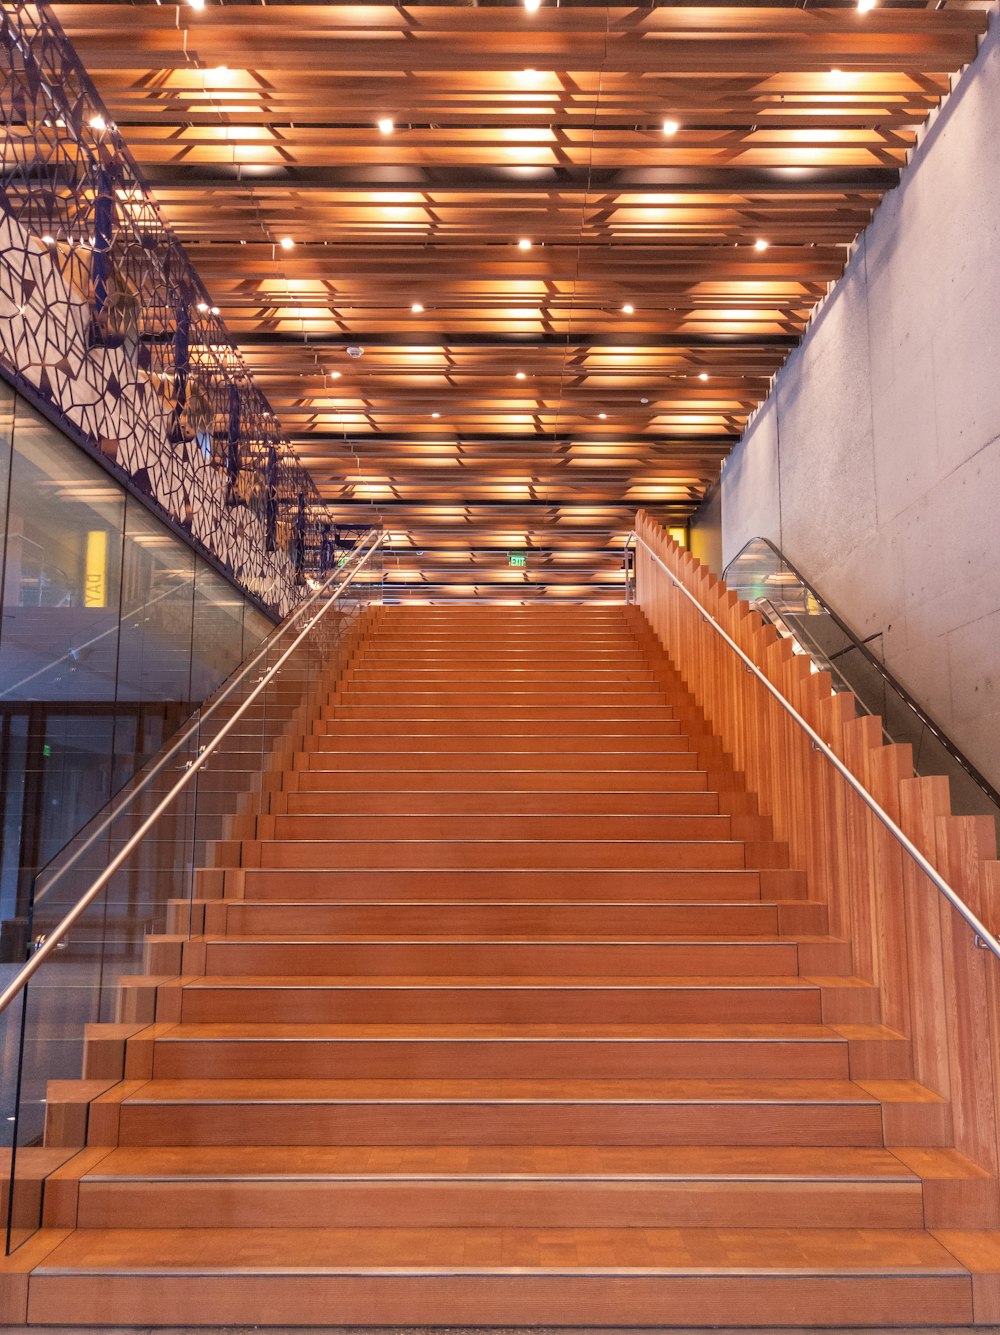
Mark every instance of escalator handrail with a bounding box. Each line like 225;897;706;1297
722;536;1000;813
632;529;1000;963
0;528;386;1019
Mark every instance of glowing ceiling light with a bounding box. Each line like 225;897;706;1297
698;372;710;381
377;118;395;135
88;115;107;132
517;238;533;250
598;412;607;420
188;0;205;10
662;119;680;136
621;303;635;315
328;371;342;379
524;0;541;11
411;302;424;313
431;412;440;418
196;302;209;312
857;0;876;11
41;234;55;245
210;306;220;315
754;238;769;252
515;371;526;380
279;236;295;250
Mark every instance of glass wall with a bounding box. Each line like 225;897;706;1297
0;381;277;963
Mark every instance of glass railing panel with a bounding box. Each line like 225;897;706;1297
1;527;383;1252
723;537;1000;832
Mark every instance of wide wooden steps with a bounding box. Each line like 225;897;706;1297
10;603;1000;1327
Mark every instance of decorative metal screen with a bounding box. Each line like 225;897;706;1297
0;2;334;614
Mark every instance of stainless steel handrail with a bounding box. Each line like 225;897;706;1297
0;528;386;1019
631;529;1000;962
25;527;382;912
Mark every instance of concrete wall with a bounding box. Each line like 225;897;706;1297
715;10;1000;791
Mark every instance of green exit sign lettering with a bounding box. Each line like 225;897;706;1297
508;552;526;568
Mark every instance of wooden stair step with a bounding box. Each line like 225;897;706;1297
177;975;828;1024
213;901;791;938
309;734;696;752
248;838;750;871
23;1225;976;1326
194;939;799;976
291;768;712;791
236;868;771;902
298;752;706;773
139;1020;849;1080
69;1143;923;1230
263;813;734;840
94;1077;889;1147
281;791;723;815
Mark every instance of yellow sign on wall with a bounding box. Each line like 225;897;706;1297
84;530;107;607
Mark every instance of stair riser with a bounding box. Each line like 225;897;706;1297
250;840;747;870
180;987;822;1025
148;1038;847;1081
113;1103;884;1148
283;792;721;816
321;713;683;729
264;814;732;841
298;752;704;772
331;692;672;706
238;869;763;902
197;941;795;976
217;903;778;938
292;769;710;791
74;1179;919;1230
305;735;695;752
24;1273;974;1329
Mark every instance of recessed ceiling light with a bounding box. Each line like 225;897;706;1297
188;0;205;10
598;412;607;420
516;371;527;379
431;412;440;418
210;306;219;315
411;302;424;313
41;234;55;245
621;303;635;315
88;115;107;132
698;372;710;381
754;238;769;252
279;236;294;250
640;397;649;405
662;119;680;136
517;238;533;250
377;118;394;135
857;0;876;11
524;0;541;11
197;302;209;312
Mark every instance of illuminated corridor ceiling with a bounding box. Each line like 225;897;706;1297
55;0;987;597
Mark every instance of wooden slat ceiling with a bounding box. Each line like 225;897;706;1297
55;0;987;598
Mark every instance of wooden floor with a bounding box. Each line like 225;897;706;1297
7;605;1000;1327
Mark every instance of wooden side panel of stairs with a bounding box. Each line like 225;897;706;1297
6;604;1000;1326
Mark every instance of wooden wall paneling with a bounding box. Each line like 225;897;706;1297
634;508;1000;1195
935;815;1000;1178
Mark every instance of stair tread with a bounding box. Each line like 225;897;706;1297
116;1077;883;1102
32;1225;968;1274
149;1022;839;1040
184;973;819;987
82;1144;918;1180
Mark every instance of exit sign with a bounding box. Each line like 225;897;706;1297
508;552;526;567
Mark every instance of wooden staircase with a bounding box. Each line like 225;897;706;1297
10;604;1000;1326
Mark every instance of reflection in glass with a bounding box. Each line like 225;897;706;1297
723;537;1000;828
